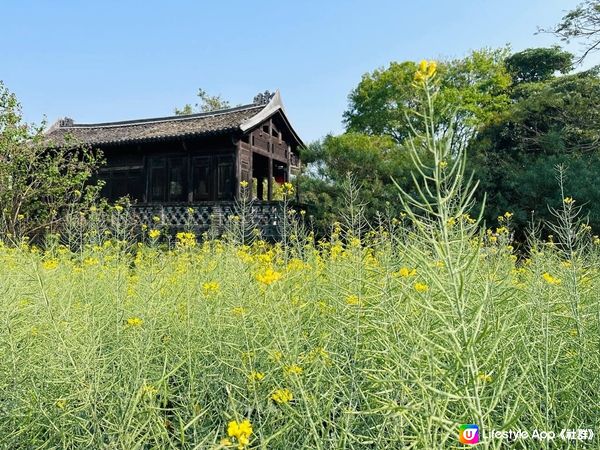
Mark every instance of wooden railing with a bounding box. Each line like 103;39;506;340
130;201;286;238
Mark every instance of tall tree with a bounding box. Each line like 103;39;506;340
301;49;512;230
505;47;573;83
469;65;600;233
544;0;600;62
0;81;102;241
175;88;230;115
343;48;512;143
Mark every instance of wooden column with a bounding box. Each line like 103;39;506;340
286;144;291;182
235;139;241;200
267;157;273;201
257;177;264;200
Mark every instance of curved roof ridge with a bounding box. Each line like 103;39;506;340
61;103;263;129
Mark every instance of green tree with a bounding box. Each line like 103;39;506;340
175;88;231;115
0;81;102;241
299;133;414;231
544;0;600;62
505;47;573;83
344;48;512;143
469;66;600;234
302;49;512;231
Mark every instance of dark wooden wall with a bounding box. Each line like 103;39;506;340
98;135;236;203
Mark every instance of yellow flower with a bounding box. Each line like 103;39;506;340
255;267;282;285
227;419;253;449
396;267;417;277
345;295;361;305
55;399;67;409
149;229;161;240
202;281;220;294
414;60;437;83
176;232;196;248
240;180;249;188
281;182;295;196
284;364;303;376
271;388;293;404
42;259;59;270
231;306;246;316
438;160;448;169
126;317;143;327
83;257;99;266
152;215;161;223
414;282;429;293
114;205;124;213
504;211;513;219
542;272;561;285
563;197;574;205
426;60;437;77
142;383;158;396
478;372;492;383
248;371;265;382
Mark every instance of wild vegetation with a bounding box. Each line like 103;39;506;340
1;61;599;450
300;45;600;237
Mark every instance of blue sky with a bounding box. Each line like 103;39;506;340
2;0;598;142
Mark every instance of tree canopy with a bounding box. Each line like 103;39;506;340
505;47;573;83
0;81;102;241
301;46;600;237
175;88;230;115
544;0;600;62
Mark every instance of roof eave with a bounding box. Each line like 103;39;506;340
240;90;305;148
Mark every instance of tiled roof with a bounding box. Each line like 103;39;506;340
45;103;265;146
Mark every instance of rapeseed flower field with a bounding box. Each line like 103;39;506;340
0;223;598;448
1;61;597;449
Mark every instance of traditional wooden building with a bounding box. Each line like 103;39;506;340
45;91;303;234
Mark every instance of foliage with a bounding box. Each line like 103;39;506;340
0;81;103;242
175;88;231;115
343;48;511;143
301;49;511;232
544;0;600;62
299;132;413;232
505;47;573;83
469;67;600;234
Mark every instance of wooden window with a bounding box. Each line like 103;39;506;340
192;157;211;201
149;156;188;203
99;166;144;202
168;157;187;202
149;158;167;202
217;156;234;200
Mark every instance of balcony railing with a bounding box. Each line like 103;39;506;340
130;201;286;238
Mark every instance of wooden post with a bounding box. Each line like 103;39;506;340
267;157;273;201
257;177;264;200
235;139;241;200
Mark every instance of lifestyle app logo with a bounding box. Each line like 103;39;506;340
459;424;479;445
